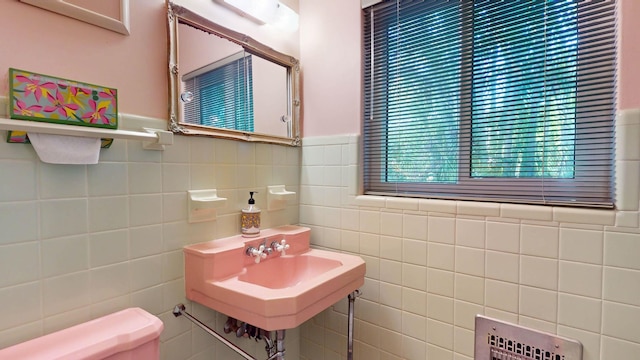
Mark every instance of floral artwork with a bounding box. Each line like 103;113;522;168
9;68;118;129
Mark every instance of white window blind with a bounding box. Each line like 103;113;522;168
363;0;616;207
183;52;254;132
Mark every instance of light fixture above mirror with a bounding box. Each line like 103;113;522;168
167;2;300;146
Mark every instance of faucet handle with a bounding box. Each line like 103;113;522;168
271;239;290;256
246;244;267;263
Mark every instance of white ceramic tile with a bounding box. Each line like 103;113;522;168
322;166;342;187
615;160;640;211
0;321;42;349
602;301;640;343
419;199;457;214
427;343;453;360
604;267;640;306
161;163;190;192
403;336;427;359
402;288;427;316
558;293;601;332
455;247;484;277
485;280;519;313
402;311;426;341
559;228;603;264
87;162;128;196
616;116;640;160
427;294;453;323
322;144;342;165
301;145;324;166
456;219;485;248
89;263;130;303
130;285;164;315
89;230;128;267
43;307;91;335
129;194;162;227
360;210;381;234
427;268;454;297
519;286;557;323
360;232;380;256
402;213;427;241
236;142;255;166
43;272;91;316
426;319;453;349
428;216;455;244
340;208;360;231
236;165;256;189
41;235;88;277
428;243;455;271
160;134;189;164
380;235;402;261
558;261;602;298
518;316;556;334
553;207;616;226
0;283;42;331
486;221;520;253
0;161;36;201
485;251;519;283
453;326;475;357
39;163;87;199
88;196;128;232
380;211;403;237
557;326;601;360
128;163;162;194
500;203;552;221
379;259;402;285
454;300;484;330
604;231;640;270
0;242;39;287
616;211;639;228
402;263;427;291
520;224;559;258
189;137;216;164
600;335;640;360
403;239;427;266
162;193;187;223
129;225;163;258
386;197;419;211
130;255;163;291
457;201;500;217
127;140;161;163
40;199;88;239
0;202;38;245
454;274;484;305
380;282;403;309
214;139;238;164
520;255;558;291
191;163;217;190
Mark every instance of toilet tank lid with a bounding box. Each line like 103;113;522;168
0;307;164;360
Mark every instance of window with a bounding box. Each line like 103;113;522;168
183;52;254;132
363;0;616;207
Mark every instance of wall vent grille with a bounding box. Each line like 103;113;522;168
475;316;582;360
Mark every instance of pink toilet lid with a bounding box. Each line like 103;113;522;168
0;307;163;360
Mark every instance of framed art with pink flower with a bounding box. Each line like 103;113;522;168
8;68;118;129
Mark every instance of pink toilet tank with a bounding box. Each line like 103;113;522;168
0;307;163;360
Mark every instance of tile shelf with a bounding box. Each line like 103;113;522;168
0;117;173;150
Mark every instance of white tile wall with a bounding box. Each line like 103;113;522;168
300;112;640;360
0;113;301;360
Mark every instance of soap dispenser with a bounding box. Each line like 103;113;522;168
241;191;261;238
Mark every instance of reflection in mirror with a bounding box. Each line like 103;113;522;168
167;2;300;146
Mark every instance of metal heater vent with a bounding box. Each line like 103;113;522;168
474;316;582;360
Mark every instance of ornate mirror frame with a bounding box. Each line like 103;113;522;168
167;2;301;146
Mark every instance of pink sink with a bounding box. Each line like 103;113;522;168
184;226;365;331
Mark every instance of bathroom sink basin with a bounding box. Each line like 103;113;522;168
183;226;365;331
238;254;342;289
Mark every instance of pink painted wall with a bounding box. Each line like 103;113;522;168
0;0;168;120
300;0;640;137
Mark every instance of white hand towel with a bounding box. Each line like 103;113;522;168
28;133;101;164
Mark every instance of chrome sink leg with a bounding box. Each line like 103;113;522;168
347;290;361;360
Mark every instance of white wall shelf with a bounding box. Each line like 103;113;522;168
188;189;227;223
0;117;173;150
267;185;295;211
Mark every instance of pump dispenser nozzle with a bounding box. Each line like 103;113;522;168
241;191;261;237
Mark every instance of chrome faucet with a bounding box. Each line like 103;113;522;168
270;239;290;256
246;243;268;263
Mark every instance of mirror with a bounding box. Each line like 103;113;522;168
167;2;300;146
